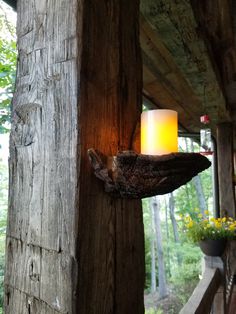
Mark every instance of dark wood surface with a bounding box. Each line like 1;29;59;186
217;123;236;217
77;1;145;313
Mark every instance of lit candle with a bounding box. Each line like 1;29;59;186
141;109;178;155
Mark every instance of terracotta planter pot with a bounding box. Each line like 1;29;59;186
199;239;227;256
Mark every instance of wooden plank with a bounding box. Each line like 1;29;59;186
217;123;236;217
180;268;221;314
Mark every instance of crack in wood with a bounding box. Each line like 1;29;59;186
5;284;68;314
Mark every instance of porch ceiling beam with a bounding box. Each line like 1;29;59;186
140;0;230;132
191;0;236;111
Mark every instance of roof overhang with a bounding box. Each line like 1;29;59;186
3;0;16;11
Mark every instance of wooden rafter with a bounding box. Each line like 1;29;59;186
140;0;230;132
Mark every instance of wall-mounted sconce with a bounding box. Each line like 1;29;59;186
141;109;178;155
88;109;211;199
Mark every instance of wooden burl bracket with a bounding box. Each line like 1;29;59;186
88;148;211;198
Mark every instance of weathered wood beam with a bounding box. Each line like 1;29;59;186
140;14;203;132
140;0;230;131
5;0;145;313
191;0;236;113
180;268;221;314
217;122;236;217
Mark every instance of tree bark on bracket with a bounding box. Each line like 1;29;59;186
5;1;145;313
217;123;236;218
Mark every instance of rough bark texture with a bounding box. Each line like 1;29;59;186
217;123;236;218
5;0;145;313
88;149;211;198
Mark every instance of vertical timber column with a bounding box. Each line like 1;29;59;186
5;1;80;313
5;0;144;314
217;123;236;217
77;0;144;313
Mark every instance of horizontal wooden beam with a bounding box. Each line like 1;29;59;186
180;268;221;314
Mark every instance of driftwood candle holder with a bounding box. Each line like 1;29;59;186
88;148;211;199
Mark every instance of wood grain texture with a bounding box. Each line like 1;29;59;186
77;0;144;312
6;0;145;313
140;14;204;132
190;0;236;111
6;0;79;312
217;123;236;217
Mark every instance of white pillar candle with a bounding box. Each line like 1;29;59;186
141;109;178;155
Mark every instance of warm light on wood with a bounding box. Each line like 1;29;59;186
141;109;178;155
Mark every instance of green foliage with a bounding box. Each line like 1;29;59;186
143;138;214;313
0;3;16;311
183;213;236;243
0;2;17;133
145;309;164;314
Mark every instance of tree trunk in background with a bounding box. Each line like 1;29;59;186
5;1;145;313
150;205;157;293
151;197;168;299
169;193;179;243
190;140;207;214
164;197;171;278
192;175;207;213
217;123;236;218
169;193;182;265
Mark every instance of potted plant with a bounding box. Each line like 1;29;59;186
182;210;236;256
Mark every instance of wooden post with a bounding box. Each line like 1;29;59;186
4;1;145;313
217;123;236;218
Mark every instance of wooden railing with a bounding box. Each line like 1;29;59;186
180;241;236;314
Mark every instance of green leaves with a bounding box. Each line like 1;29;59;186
0;4;16;134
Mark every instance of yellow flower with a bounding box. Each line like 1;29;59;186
206;224;211;228
222;217;227;222
198;213;203;218
185;215;191;222
229;225;235;231
215;222;222;228
204;210;209;215
187;221;193;228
